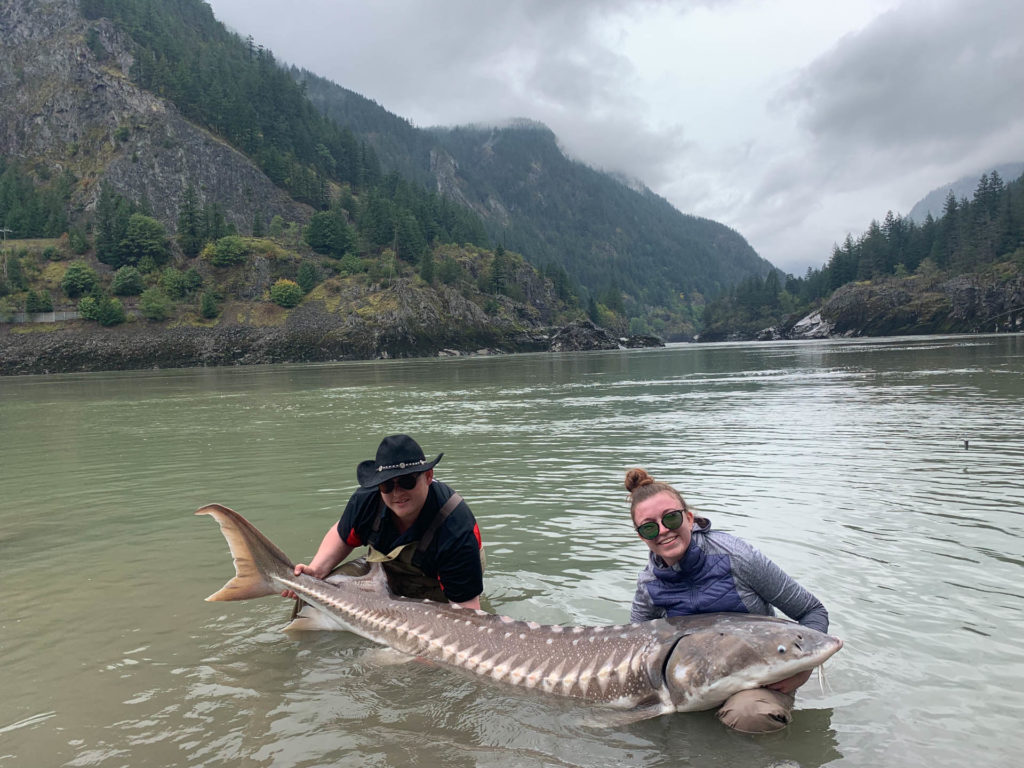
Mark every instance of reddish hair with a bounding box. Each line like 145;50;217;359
624;468;688;521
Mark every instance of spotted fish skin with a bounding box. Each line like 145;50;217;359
198;504;842;716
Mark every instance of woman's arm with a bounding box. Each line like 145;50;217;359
741;544;829;633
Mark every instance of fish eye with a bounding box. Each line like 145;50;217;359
777;645;786;653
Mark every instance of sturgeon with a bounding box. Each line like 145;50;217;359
197;504;842;716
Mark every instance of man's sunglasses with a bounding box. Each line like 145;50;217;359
378;473;421;494
635;509;685;540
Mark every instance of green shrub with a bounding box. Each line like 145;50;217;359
419;251;435;284
77;295;99;320
119;213;169;268
96;296;125;326
297;261;319;293
25;290;54;313
4;255;26;290
338;252;363;276
270;279;303;308
139;287;172;320
78;295;125;325
0;297;16;322
184;267;203;293
111;266;144;296
161;267;189;299
438;257;462;285
203;235;249;267
200;291;219;319
304;211;352;257
61;261;98;297
68;228;90;254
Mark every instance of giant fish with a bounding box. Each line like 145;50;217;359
197;503;842;717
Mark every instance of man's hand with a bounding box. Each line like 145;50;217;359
280;563;324;600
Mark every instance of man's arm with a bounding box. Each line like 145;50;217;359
280;524;354;599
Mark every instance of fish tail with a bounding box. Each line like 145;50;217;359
196;503;294;602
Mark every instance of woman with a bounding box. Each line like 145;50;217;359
625;468;829;733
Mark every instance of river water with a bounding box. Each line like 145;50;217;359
1;335;1022;768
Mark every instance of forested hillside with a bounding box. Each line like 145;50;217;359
0;0;779;346
295;71;777;339
700;170;1024;340
909;163;1024;222
2;0;617;374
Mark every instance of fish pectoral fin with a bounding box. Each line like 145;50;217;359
282;603;348;632
574;706;666;729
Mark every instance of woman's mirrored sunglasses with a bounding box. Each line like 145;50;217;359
378;472;421;494
635;509;685;540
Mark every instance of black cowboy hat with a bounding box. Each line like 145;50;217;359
356;434;443;488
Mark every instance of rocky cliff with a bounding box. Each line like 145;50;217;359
0;0;308;231
775;267;1024;340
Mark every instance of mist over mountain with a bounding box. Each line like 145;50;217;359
908;162;1024;222
295;68;776;320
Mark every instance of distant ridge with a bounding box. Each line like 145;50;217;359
294;68;776;327
908;162;1024;221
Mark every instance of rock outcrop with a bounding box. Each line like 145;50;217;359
745;268;1024;343
0;0;309;231
0;286;663;375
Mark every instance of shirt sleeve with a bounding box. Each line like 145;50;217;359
629;565;666;623
433;505;484;604
735;542;830;633
336;491;365;548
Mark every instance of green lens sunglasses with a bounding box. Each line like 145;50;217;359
635;509;685;540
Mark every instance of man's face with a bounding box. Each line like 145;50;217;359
380;468;433;524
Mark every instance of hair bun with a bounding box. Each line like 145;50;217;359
624;467;655;493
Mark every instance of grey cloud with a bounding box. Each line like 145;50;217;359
781;0;1024;158
211;1;1021;278
296;0;644;121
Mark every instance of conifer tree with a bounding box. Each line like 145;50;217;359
95;182;132;266
177;185;204;258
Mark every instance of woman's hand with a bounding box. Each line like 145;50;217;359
764;669;812;694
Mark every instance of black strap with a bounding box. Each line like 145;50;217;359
412;492;463;567
370;491;464;565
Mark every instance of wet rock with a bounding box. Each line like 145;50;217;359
789;312;835;339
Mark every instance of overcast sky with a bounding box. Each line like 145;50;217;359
204;0;1024;276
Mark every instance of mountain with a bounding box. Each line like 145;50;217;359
0;0;310;235
908;162;1024;222
296;71;777;334
698;163;1024;341
2;0;673;374
1;0;773;371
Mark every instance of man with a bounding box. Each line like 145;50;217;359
282;434;484;609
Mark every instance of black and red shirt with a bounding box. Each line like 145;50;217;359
335;480;484;604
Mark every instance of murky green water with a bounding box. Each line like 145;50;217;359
2;335;1022;767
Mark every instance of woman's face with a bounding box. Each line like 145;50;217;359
632;490;694;566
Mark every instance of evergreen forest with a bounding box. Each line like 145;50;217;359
700;170;1024;339
1;0;1021;348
